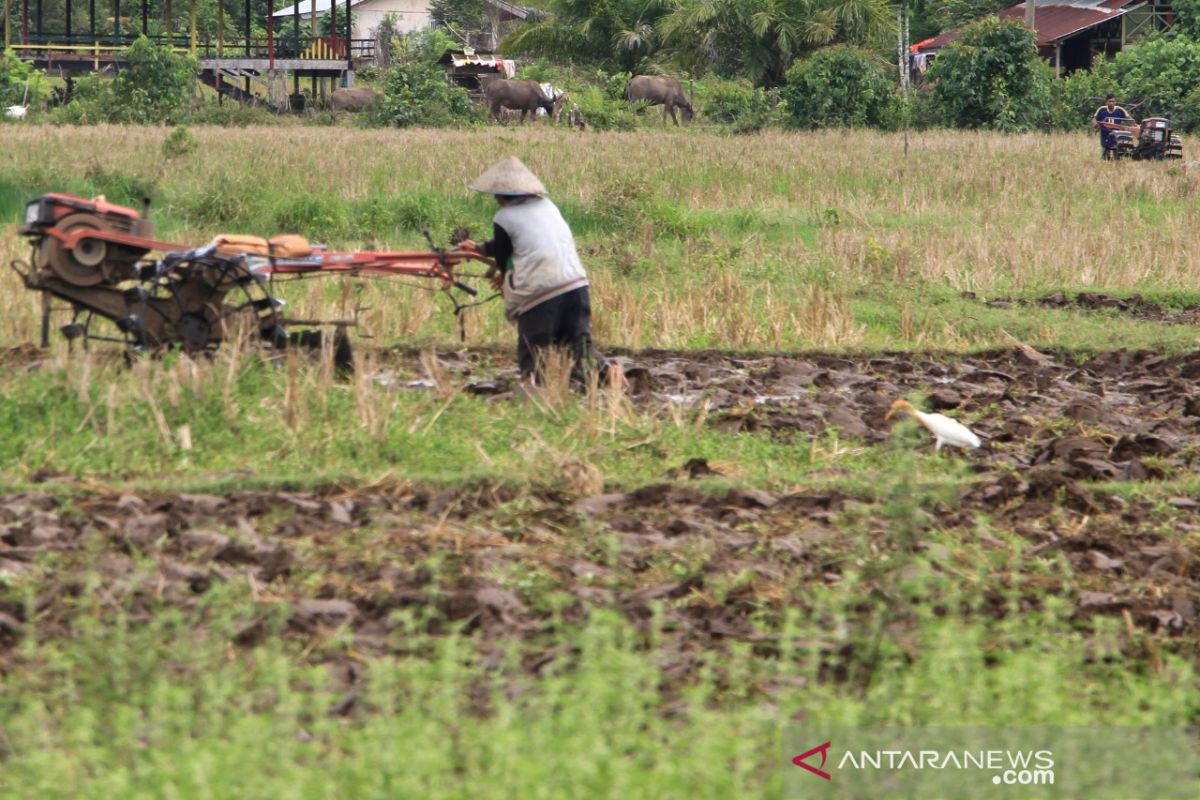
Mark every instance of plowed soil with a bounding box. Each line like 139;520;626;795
4;345;1200;698
448;345;1200;482
975;290;1200;326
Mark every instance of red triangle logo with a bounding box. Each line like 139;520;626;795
792;741;832;780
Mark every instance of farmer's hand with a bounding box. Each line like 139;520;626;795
488;269;505;292
457;238;478;252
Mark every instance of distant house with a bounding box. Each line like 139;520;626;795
272;0;529;44
914;0;1174;75
272;0;435;38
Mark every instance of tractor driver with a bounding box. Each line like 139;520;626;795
457;156;625;391
1092;94;1130;160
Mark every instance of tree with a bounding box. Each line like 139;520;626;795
430;0;489;38
501;0;674;73
924;0;1010;33
375;13;403;67
659;0;895;86
319;8;354;38
1170;0;1200;40
925;16;1050;130
1106;34;1200;127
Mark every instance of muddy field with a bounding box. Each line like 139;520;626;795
425;340;1200;482
975;290;1200;326
4;342;1200;701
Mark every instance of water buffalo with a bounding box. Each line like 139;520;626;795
330;87;381;112
625;75;693;125
486;79;560;124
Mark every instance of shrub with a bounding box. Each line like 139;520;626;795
0;51;45;108
567;84;635;131
162;126;198;159
110;36;201;123
372;63;479;127
698;78;779;132
783;46;896;129
50;74;116;124
180;99;280;127
1042;67;1119;131
925;18;1052;131
55;37;199;124
515;59;559;83
1178;84;1200;132
369;31;480;128
604;71;632;101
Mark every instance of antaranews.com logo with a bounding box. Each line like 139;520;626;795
792;740;1055;788
782;726;1195;800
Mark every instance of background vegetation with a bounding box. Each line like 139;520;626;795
10;7;1200;134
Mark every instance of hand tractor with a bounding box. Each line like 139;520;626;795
1107;116;1184;160
12;193;491;360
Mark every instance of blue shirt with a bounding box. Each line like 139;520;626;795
1095;105;1130;149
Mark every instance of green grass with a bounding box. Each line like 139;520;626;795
0;352;927;490
1;574;1192;799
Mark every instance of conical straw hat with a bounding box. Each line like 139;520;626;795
468;156;548;196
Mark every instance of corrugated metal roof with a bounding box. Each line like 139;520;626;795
916;0;1134;50
272;0;358;18
1000;4;1128;42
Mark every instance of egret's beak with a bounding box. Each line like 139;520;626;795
884;408;896;421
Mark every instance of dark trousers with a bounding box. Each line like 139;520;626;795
517;287;608;382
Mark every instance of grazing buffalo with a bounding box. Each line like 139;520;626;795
486;79;562;124
625;75;694;125
330;87;381;112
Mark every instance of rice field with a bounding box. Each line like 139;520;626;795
2;124;1200;799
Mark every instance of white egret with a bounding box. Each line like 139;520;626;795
885;399;981;452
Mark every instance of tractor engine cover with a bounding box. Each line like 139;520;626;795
39;213;114;287
23;194;151;288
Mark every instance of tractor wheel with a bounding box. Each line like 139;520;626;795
139;255;285;356
39;213;110;287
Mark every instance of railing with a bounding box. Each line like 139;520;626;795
1124;7;1174;42
197;36;375;60
5;33;376;62
7;40;190;69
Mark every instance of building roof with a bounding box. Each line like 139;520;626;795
273;0;361;17
916;0;1139;50
273;0;528;17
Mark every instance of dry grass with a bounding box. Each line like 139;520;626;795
2;125;1199;354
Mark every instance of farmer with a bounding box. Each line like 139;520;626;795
458;157;624;389
1092;95;1131;160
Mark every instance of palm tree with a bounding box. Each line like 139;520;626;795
660;0;894;85
502;0;675;73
